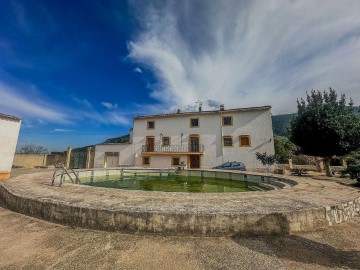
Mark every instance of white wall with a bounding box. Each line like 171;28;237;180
0;116;21;175
94;144;134;168
132;109;275;169
140;155;187;168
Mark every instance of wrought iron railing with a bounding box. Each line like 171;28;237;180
142;144;204;153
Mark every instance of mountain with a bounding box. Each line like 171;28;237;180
102;134;130;144
350;106;360;116
272;113;296;137
272;106;360;137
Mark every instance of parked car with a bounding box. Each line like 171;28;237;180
212;162;246;171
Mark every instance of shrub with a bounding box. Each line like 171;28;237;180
256;152;276;172
342;151;360;184
290;168;308;176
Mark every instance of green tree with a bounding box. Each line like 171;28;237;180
255;152;276;172
289;88;360;176
274;136;296;163
342;151;360;184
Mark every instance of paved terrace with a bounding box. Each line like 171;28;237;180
0;170;359;236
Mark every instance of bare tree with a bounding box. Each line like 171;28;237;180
18;144;48;154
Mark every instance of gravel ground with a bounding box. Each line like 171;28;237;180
0;168;359;269
0;203;359;270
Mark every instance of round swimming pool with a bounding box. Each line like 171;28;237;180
73;169;287;193
82;174;265;192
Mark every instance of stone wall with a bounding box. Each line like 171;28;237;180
13;154;47;168
326;198;360;225
0;184;328;236
13;154;67;168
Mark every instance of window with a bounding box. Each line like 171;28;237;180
239;135;251;147
172;157;180;166
162;136;170;146
222;162;231;168
142;156;150;165
147;121;155;129
190;118;199;128
222;116;233;126
223;136;233;147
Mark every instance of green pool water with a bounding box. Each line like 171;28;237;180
82;174;264;193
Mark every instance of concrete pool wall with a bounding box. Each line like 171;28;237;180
0;169;359;236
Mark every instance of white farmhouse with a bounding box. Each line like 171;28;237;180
94;105;275;170
0;113;21;180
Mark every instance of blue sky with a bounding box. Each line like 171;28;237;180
1;0;360;151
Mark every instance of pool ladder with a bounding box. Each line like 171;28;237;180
51;162;81;187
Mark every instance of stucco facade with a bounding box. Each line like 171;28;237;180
95;106;275;170
0;113;21;180
94;143;134;168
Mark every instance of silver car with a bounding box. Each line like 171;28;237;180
212;162;246;171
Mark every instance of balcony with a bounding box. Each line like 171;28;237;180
141;144;204;154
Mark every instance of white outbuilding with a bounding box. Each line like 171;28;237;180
0;113;21;180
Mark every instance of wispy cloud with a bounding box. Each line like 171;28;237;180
103;111;129;125
134;67;142;73
0;81;130;127
11;0;28;31
72;97;92;109
53;128;73;132
0;81;70;124
128;0;360;114
101;101;118;110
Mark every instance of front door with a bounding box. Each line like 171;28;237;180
146;137;155;152
189;136;199;152
190;155;200;168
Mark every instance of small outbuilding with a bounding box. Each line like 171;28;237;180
0;113;21;180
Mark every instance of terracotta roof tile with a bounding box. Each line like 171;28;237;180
0;113;21;121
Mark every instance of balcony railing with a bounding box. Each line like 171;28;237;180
142;144;204;153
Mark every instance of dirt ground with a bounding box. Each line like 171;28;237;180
0;168;359;270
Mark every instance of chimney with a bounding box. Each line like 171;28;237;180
220;104;225;111
198;101;203;112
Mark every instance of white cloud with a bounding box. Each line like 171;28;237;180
0;82;70;124
72;97;92;108
101;101;118;110
37;119;46;125
53;128;73;132
134;67;142;73
103;111;129;125
128;0;360;114
0;81;130;127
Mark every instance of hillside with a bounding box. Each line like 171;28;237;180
272;113;295;137
272;106;359;137
102;134;130;144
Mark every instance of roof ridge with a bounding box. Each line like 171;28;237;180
133;105;271;120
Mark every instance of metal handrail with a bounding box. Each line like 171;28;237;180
142;144;204;153
51;162;81;187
